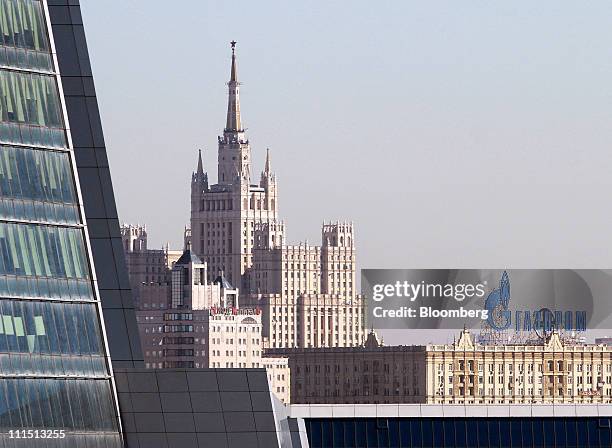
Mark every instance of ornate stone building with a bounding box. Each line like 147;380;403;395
272;329;612;405
127;239;291;403
121;224;183;306
190;42;279;290
190;43;366;349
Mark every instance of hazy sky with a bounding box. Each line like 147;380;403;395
81;1;612;272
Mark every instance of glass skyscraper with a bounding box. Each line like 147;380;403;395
0;0;123;446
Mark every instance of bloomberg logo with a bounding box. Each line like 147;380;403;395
485;271;587;333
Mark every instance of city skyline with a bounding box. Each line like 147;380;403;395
4;2;611;447
82;1;612;272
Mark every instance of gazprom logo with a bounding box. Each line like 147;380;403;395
485;271;511;330
484;271;587;333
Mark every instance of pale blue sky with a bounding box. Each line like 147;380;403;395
81;1;612;272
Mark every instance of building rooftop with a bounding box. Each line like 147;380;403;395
175;249;203;266
286;403;612;419
214;272;234;289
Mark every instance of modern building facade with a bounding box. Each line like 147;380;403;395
115;368;300;448
0;0;125;445
272;329;612;406
289;404;612;448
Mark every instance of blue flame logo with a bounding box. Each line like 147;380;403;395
485;271;511;330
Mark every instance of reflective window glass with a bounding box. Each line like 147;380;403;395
0;70;65;148
0;223;93;301
0;300;103;356
0;145;79;224
0;0;52;71
0;378;118;431
0;223;89;279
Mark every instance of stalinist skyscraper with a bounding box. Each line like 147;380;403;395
191;43;365;348
191;41;280;290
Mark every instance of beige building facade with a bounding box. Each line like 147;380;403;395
190;43;280;290
427;329;612;405
244;222;366;349
189;43;366;349
272;330;612;405
121;224;182;306
208;307;290;403
243;293;366;349
137;305;290;403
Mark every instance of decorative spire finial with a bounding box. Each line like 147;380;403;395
265;148;271;173
197;149;204;174
226;41;242;131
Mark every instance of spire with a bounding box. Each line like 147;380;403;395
230;41;238;83
192;148;208;189
225;41;242;132
196;149;204;174
260;147;275;188
264;148;271;173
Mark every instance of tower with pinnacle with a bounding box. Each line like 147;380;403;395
189;42;364;349
190;42;281;290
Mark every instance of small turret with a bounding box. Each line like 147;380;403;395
192;149;208;190
121;224;147;252
260;148;276;186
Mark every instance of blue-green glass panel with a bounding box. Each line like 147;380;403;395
0;70;66;148
0;223;89;279
0;0;52;71
0;378;118;432
0;300;104;359
0;146;79;224
0;223;94;301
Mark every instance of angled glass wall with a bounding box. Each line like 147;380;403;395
0;1;122;446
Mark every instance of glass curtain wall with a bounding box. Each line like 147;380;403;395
0;1;123;446
305;417;612;448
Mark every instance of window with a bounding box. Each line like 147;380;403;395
0;377;119;431
0;299;101;354
0;70;66;147
0;146;79;223
0;0;53;71
163;349;194;357
163;313;193;321
163;324;193;333
0;223;93;301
